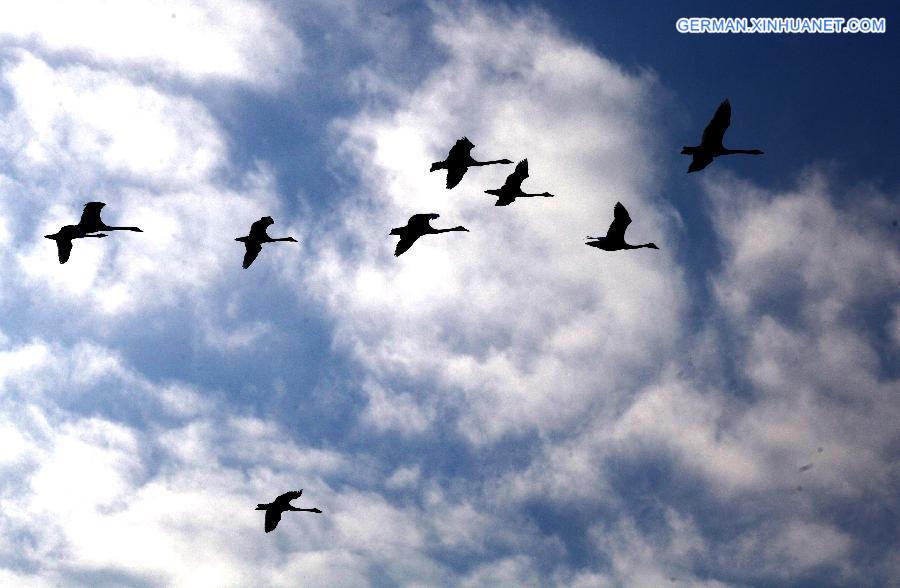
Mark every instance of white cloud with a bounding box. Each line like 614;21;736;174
307;3;684;444
0;1;895;585
0;49;290;318
0;51;224;186
0;337;572;586
0;0;302;88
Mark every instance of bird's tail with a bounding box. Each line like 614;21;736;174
255;504;268;510
235;236;248;242
485;189;500;196
680;146;697;155
429;161;445;172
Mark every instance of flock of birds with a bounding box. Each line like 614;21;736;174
41;99;762;532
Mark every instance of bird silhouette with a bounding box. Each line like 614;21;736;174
390;213;468;256
484;159;554;206
44;225;108;264
77;202;143;233
430;137;512;189
255;490;322;533
235;216;298;268
586;202;658;251
681;100;764;173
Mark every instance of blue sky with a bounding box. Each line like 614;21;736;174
0;1;897;586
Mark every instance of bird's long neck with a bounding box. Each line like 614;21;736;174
105;225;142;231
720;148;762;155
521;192;554;198
624;242;657;250
434;226;467;233
271;237;295;242
470;159;507;166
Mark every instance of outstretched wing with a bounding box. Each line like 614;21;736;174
605;202;632;241
408;213;439;226
264;509;282;533
701;100;730;149
56;239;73;264
688;151;715;173
276;490;303;502
501;159;529;190
242;241;262;268
445;165;467;189
79;202;105;230
394;234;420;256
248;217;274;241
447;137;473;159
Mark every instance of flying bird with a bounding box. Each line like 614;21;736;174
255;490;322;533
235;216;298;268
44;225;107;264
484;159;554;206
430;137;512;189
681;100;764;173
390;213;468;256
586;202;659;252
77;202;143;233
799;463;814;472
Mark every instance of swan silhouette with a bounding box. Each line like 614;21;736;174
235;216;297;268
44;225;107;264
430;137;512;189
256;490;322;533
681;100;764;173
484;159;554;206
77;202;143;233
390;213;468;256
586;202;658;251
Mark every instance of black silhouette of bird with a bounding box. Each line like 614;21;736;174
484;159;554;206
681;100;764;173
44;225;107;264
255;490;322;533
586;202;658;252
390;213;468;256
235;216;297;268
430;137;512;189
799;463;814;472
77;202;143;233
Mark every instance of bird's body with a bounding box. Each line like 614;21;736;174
430;137;512;189
484;159;554;206
44;201;139;264
586;202;658;252
44;225;107;264
682;100;763;173
255;490;322;533
235;216;297;268
390;213;469;256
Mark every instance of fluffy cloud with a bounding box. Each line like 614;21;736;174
307;3;684;445
300;4;898;584
0;47;290;320
0;339;456;585
0;1;896;585
0;0;302;88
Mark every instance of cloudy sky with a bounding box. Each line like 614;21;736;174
0;1;897;586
